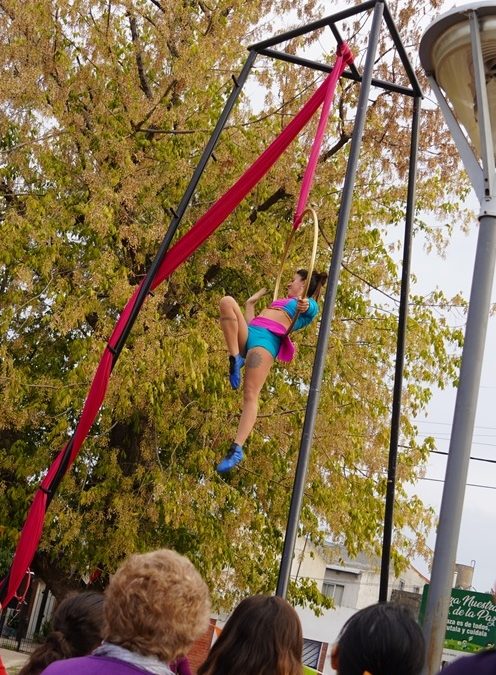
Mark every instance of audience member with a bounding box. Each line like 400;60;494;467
198;595;303;675
40;549;210;675
331;602;425;675
19;592;104;675
438;649;496;674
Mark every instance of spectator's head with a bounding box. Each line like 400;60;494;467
19;591;104;675
103;549;210;663
331;602;425;675
198;595;303;675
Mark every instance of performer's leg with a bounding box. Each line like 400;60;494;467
219;296;248;390
217;347;274;473
234;348;274;446
219;295;248;355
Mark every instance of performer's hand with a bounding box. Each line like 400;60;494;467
247;288;267;304
297;297;310;313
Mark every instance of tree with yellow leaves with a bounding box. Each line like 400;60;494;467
0;0;468;608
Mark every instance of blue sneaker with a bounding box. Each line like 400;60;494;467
229;354;245;389
216;443;244;473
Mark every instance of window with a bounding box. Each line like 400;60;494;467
322;582;345;605
399;579;405;591
303;639;322;668
413;585;420;594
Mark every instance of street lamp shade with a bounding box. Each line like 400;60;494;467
420;2;496;160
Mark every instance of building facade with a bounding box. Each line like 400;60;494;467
292;537;429;674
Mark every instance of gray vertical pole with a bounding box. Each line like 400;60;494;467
378;96;421;602
276;0;385;599
421;208;496;674
421;11;496;673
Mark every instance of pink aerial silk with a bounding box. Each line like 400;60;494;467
294;42;353;228
0;44;352;606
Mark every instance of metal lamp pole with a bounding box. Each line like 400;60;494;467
419;4;496;673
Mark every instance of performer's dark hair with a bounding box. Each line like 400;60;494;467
296;269;327;299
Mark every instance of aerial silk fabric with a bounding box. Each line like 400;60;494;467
293;42;353;228
0;44;352;606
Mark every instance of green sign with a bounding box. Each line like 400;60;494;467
420;585;496;654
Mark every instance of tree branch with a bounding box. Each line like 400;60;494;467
146;0;165;12
320;131;352;163
249;187;291;224
132;79;179;133
128;13;153;100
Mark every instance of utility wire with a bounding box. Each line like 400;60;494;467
398;444;496;466
414;432;496;449
430;449;496;465
415;419;496;431
420;477;496;491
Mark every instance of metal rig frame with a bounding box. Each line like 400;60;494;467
246;0;422;600
106;0;424;602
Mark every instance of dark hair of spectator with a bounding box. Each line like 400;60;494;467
198;595;303;675
335;602;425;675
18;591;104;675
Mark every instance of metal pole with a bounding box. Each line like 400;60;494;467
378;96;421;602
421;11;496;672
276;0;385;599
248;0;376;51
469;10;495;198
382;3;422;96
426;76;483;201
421;208;496;674
258;47;415;97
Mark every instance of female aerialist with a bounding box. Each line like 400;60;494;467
217;269;327;473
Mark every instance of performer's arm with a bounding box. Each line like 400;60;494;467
245;287;267;322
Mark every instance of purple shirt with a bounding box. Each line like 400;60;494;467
170;657;192;675
441;651;496;675
41;655;154;675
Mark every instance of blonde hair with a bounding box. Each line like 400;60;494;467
103;549;210;662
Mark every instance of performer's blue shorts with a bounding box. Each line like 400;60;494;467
245;325;281;359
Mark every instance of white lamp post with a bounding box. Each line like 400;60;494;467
419;4;496;673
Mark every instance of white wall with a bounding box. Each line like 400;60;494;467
297;605;356;674
292;537;328;582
